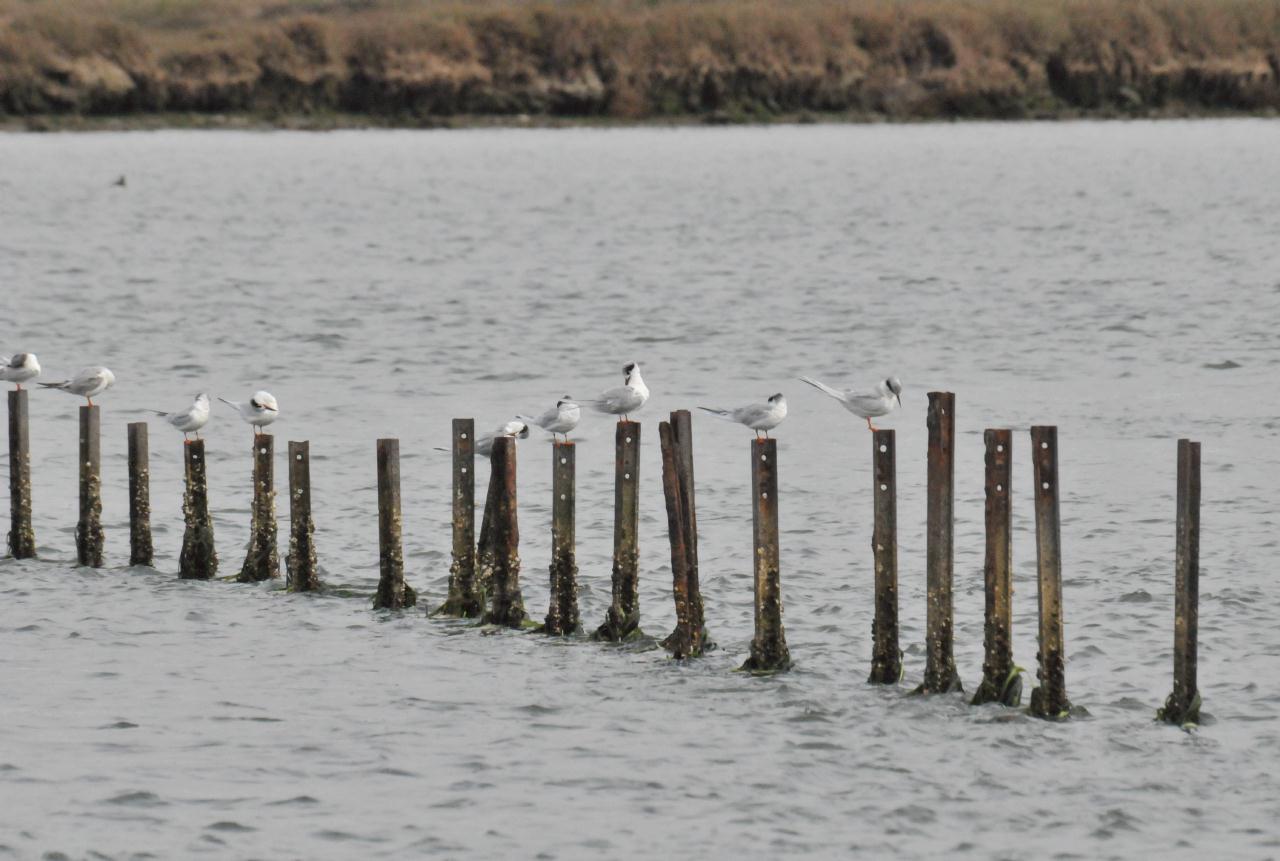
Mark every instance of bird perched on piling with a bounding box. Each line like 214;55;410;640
475;420;530;458
0;353;41;390
518;397;581;442
149;393;210;442
219;391;279;435
578;362;648;421
799;375;903;431
699;393;787;438
40;366;115;406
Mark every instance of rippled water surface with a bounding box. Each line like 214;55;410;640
2;121;1279;859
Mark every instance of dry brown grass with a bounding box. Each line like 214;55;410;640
2;0;1278;119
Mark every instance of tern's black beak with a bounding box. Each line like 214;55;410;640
896;393;902;407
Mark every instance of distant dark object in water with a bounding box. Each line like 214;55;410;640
1203;360;1241;370
113;175;126;187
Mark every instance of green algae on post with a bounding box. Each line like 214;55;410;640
286;440;321;592
7;390;35;559
127;422;153;567
481;435;525;628
594;420;643;642
75;405;105;568
238;433;280;583
437;419;483;617
1159;439;1202;727
543;440;580;635
1029;425;1070;720
179;439;218;580
972;429;1021;707
916;392;961;694
741;438;791;673
373;438;416;610
868;428;902;685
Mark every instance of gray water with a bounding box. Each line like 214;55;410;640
2;121;1279;859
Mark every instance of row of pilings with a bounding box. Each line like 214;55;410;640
4;390;1202;725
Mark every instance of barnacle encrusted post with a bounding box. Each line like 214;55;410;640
438;419;483;617
127;422;153;567
286;440;321;592
238;434;280;583
75;405;105;568
8;390;36;559
868;428;902;684
543;440;580;635
741;438;791;672
916;392;962;694
972;429;1021;706
179;439;218;580
594;420;642;641
374;438;416;609
1029;425;1070;720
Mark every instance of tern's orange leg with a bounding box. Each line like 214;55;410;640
866;417;878;431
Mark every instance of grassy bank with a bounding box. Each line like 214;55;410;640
1;0;1278;126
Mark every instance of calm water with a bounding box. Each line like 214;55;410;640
2;121;1279;859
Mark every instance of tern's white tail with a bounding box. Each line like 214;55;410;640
516;414;553;434
697;407;733;421
799;376;845;402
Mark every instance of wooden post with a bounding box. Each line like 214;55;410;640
742;438;791;672
1160;439;1202;725
663;410;712;655
482;436;526;627
475;462;499;602
868;428;901;684
75;405;104;568
543;440;580;634
179;439;218;580
916;391;961;693
438;419;482;617
127;422;153;567
659;420;694;657
594;420;642;641
1029;425;1070;719
972;429;1020;706
7;390;35;558
238;433;279;582
373;438;416;609
286;440;320;592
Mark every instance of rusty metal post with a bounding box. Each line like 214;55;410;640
543;440;580;634
438;418;482;617
664;410;712;655
482;435;526;627
127;422;153;567
76;405;104;568
374;438;416;609
179;439;217;580
868;429;901;684
286;440;320;592
972;429;1020;706
238;433;279;582
594;420;642;641
917;391;961;693
1160;439;1202;725
1029;425;1070;719
742;438;790;672
659;420;694;658
7;390;35;558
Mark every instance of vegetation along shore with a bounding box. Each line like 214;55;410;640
2;0;1279;129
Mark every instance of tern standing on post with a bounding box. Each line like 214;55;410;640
150;393;211;442
799;375;902;431
518;398;581;442
699;393;787;438
579;362;649;421
40;367;115;406
0;353;41;390
219;391;279;436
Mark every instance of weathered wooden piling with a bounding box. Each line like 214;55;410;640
917;392;961;693
662;410;712;656
742;438;791;672
7;390;35;558
868;428;901;684
972;429;1021;706
286;440;320;592
543;440;580;635
179;439;218;580
475;460;499;601
1159;439;1202;726
1029;425;1070;719
75;405;104;568
438;419;482;617
373;438;416;610
238;433;280;583
127;422;153;567
594;420;642;641
482;436;526;627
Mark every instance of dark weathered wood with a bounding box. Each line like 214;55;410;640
742;438;791;672
1029;425;1070;719
659;420;694;657
917;391;961;693
7;389;35;559
179;439;218;580
238;433;280;582
663;410;713;655
75;405;104;568
972;429;1020;706
374;438;416;609
437;419;480;616
543;440;580;635
127;422;153;567
475;459;499;602
1160;439;1202;725
286;440;321;592
868;428;901;684
594;420;642;641
483;435;526;627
